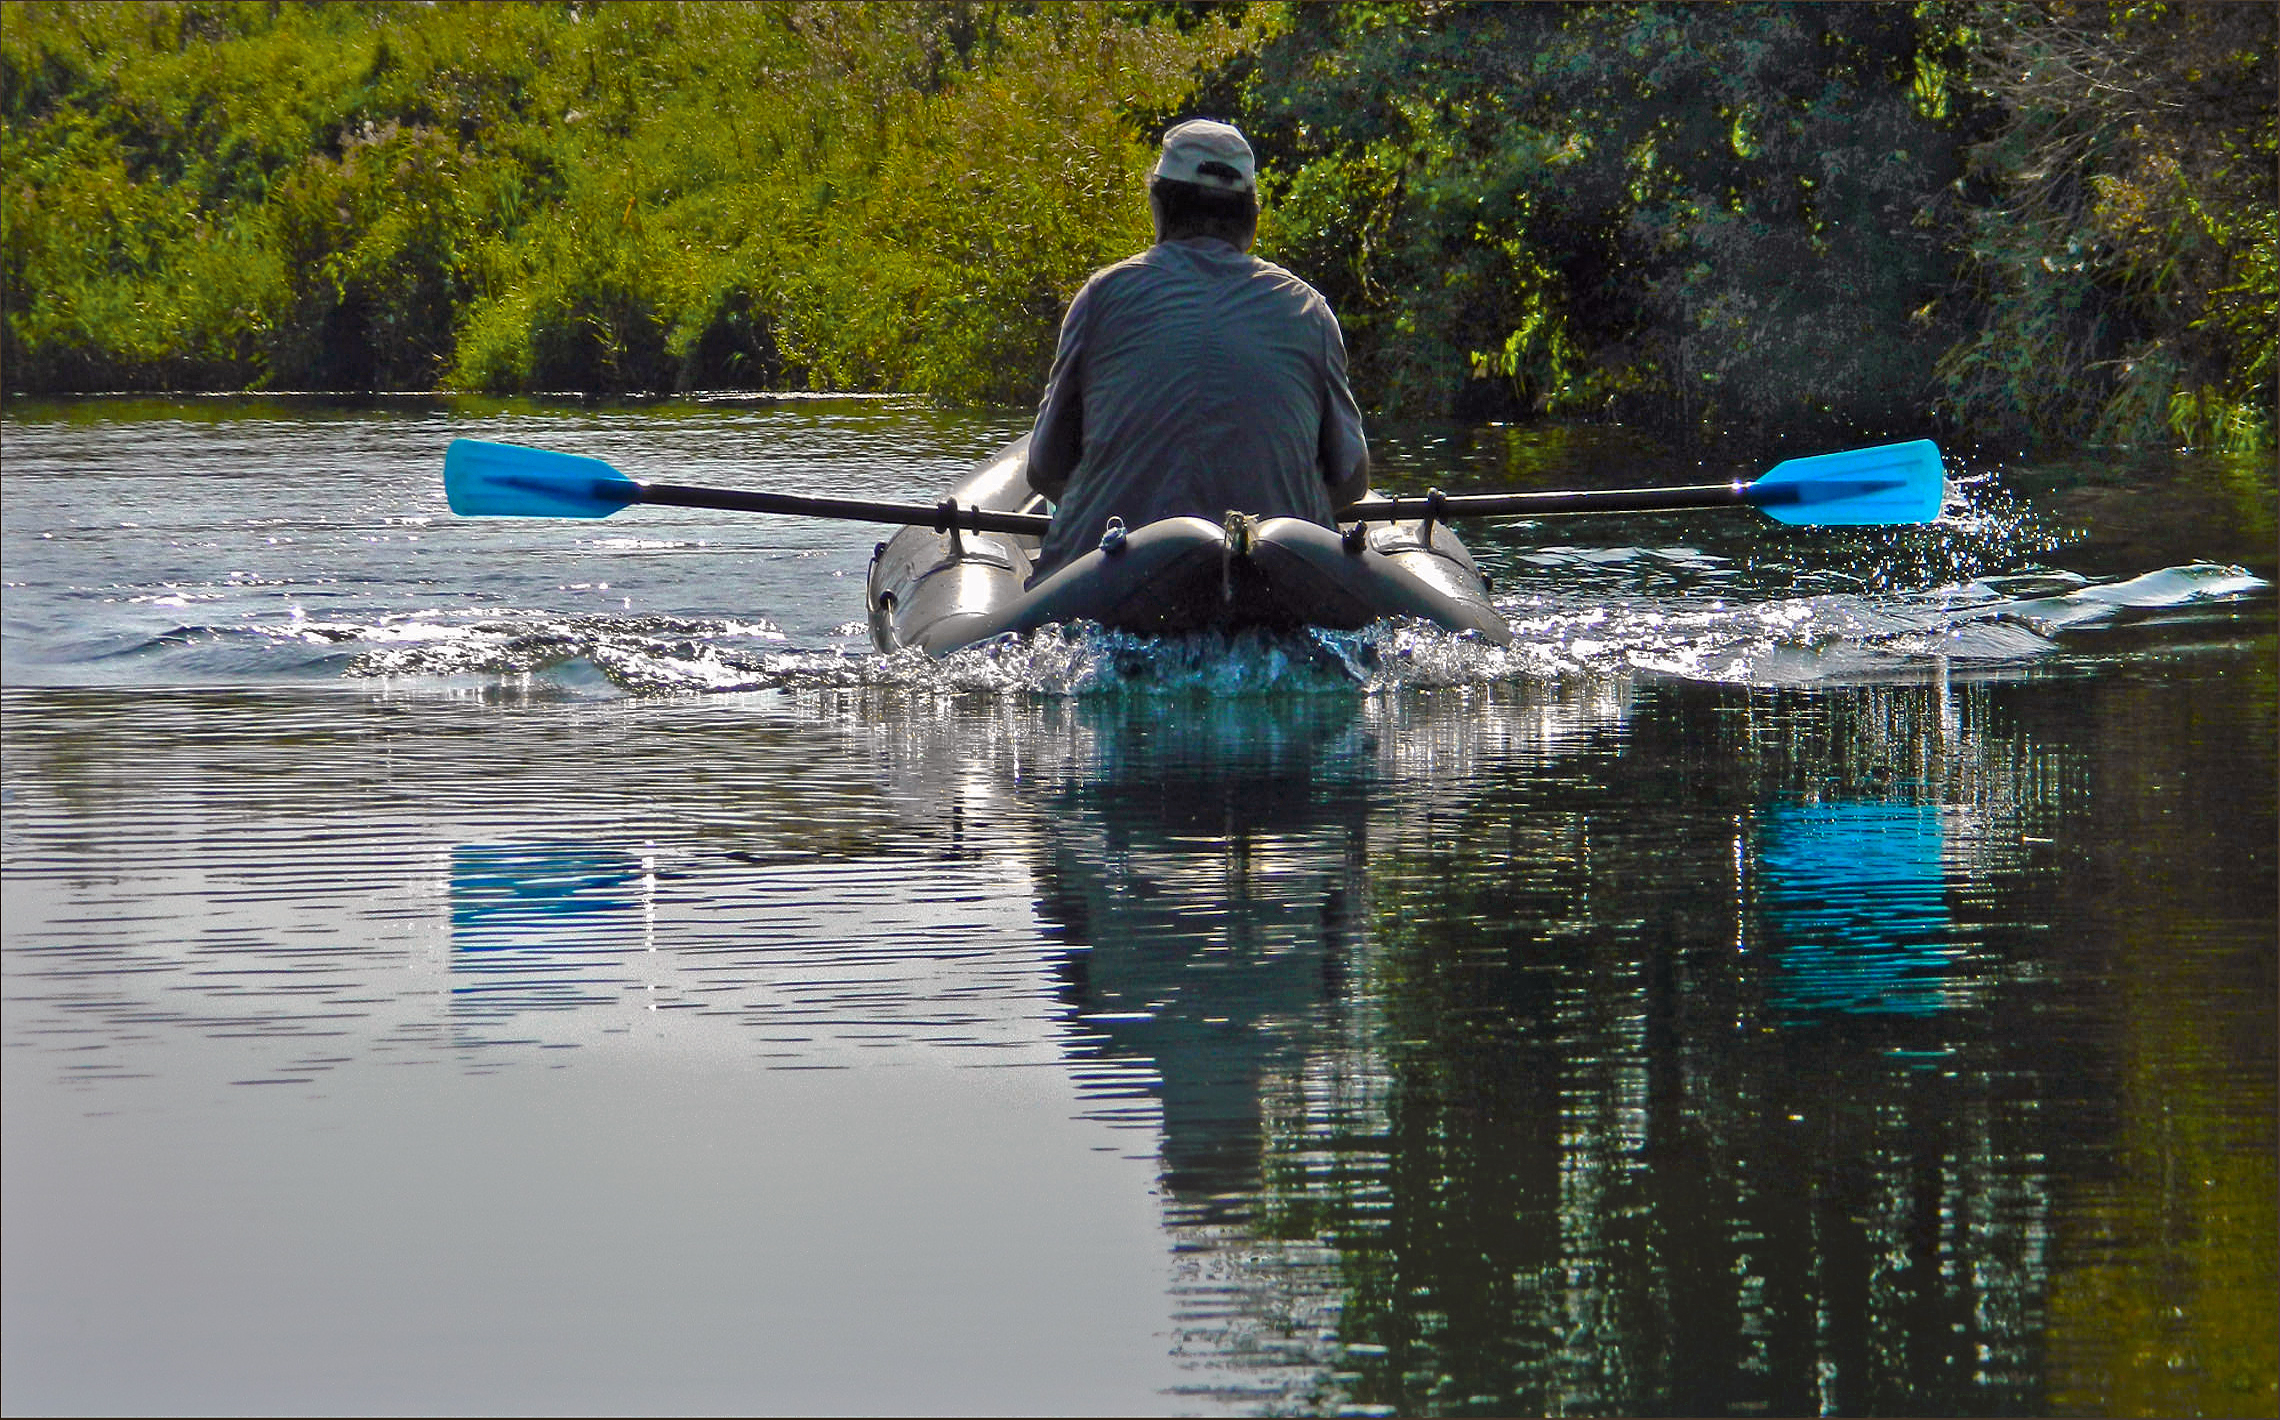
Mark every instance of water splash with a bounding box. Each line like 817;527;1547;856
98;475;2264;698
1951;563;2271;638
315;556;2269;698
339;612;788;691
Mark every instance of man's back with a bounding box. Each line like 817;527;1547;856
1028;237;1367;578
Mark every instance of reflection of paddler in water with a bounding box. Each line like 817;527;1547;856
855;681;1636;1214
1026;695;1377;1214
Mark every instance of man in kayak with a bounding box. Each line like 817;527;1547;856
1024;118;1370;580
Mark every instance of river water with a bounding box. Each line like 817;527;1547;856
3;396;2273;1417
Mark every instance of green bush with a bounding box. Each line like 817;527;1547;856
3;0;2269;454
2;1;1249;399
1937;1;2275;454
1222;3;1980;441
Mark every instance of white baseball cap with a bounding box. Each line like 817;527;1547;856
1152;119;1256;194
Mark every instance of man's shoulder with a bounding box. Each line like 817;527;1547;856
1243;255;1304;285
1081;248;1172;286
1092;249;1161;279
1246;257;1329;305
1065;251;1161;314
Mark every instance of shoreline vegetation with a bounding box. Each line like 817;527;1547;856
2;1;2272;454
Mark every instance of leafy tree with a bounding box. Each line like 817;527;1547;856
1;0;1250;398
3;0;2269;453
1939;0;2276;453
1222;2;1983;441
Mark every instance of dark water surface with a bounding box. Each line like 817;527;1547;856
3;397;2274;1416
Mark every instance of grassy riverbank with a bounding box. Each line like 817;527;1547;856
2;2;2272;452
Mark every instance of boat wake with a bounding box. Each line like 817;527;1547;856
1477;561;2271;685
286;558;2272;697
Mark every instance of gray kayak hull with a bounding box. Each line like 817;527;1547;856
865;437;1510;655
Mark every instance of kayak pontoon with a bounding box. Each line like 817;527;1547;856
864;437;1511;655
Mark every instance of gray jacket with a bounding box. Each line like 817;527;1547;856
1027;238;1368;579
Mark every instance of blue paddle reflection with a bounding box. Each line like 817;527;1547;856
449;843;650;1014
1753;803;1960;1019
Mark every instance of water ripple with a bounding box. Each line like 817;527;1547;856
131;554;2258;697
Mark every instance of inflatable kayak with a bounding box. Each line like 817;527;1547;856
864;436;1511;655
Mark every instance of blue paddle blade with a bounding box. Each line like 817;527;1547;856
443;439;641;518
1746;439;1945;526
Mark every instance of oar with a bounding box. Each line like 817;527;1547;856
443;438;1052;534
443;436;1943;531
1344;439;1945;527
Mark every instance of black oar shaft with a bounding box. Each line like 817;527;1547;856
636;483;1052;535
633;478;1799;533
1346;482;1757;522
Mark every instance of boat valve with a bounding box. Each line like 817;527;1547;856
1342;522;1369;554
1098;516;1128;554
1221;510;1258;557
1220;511;1259;603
